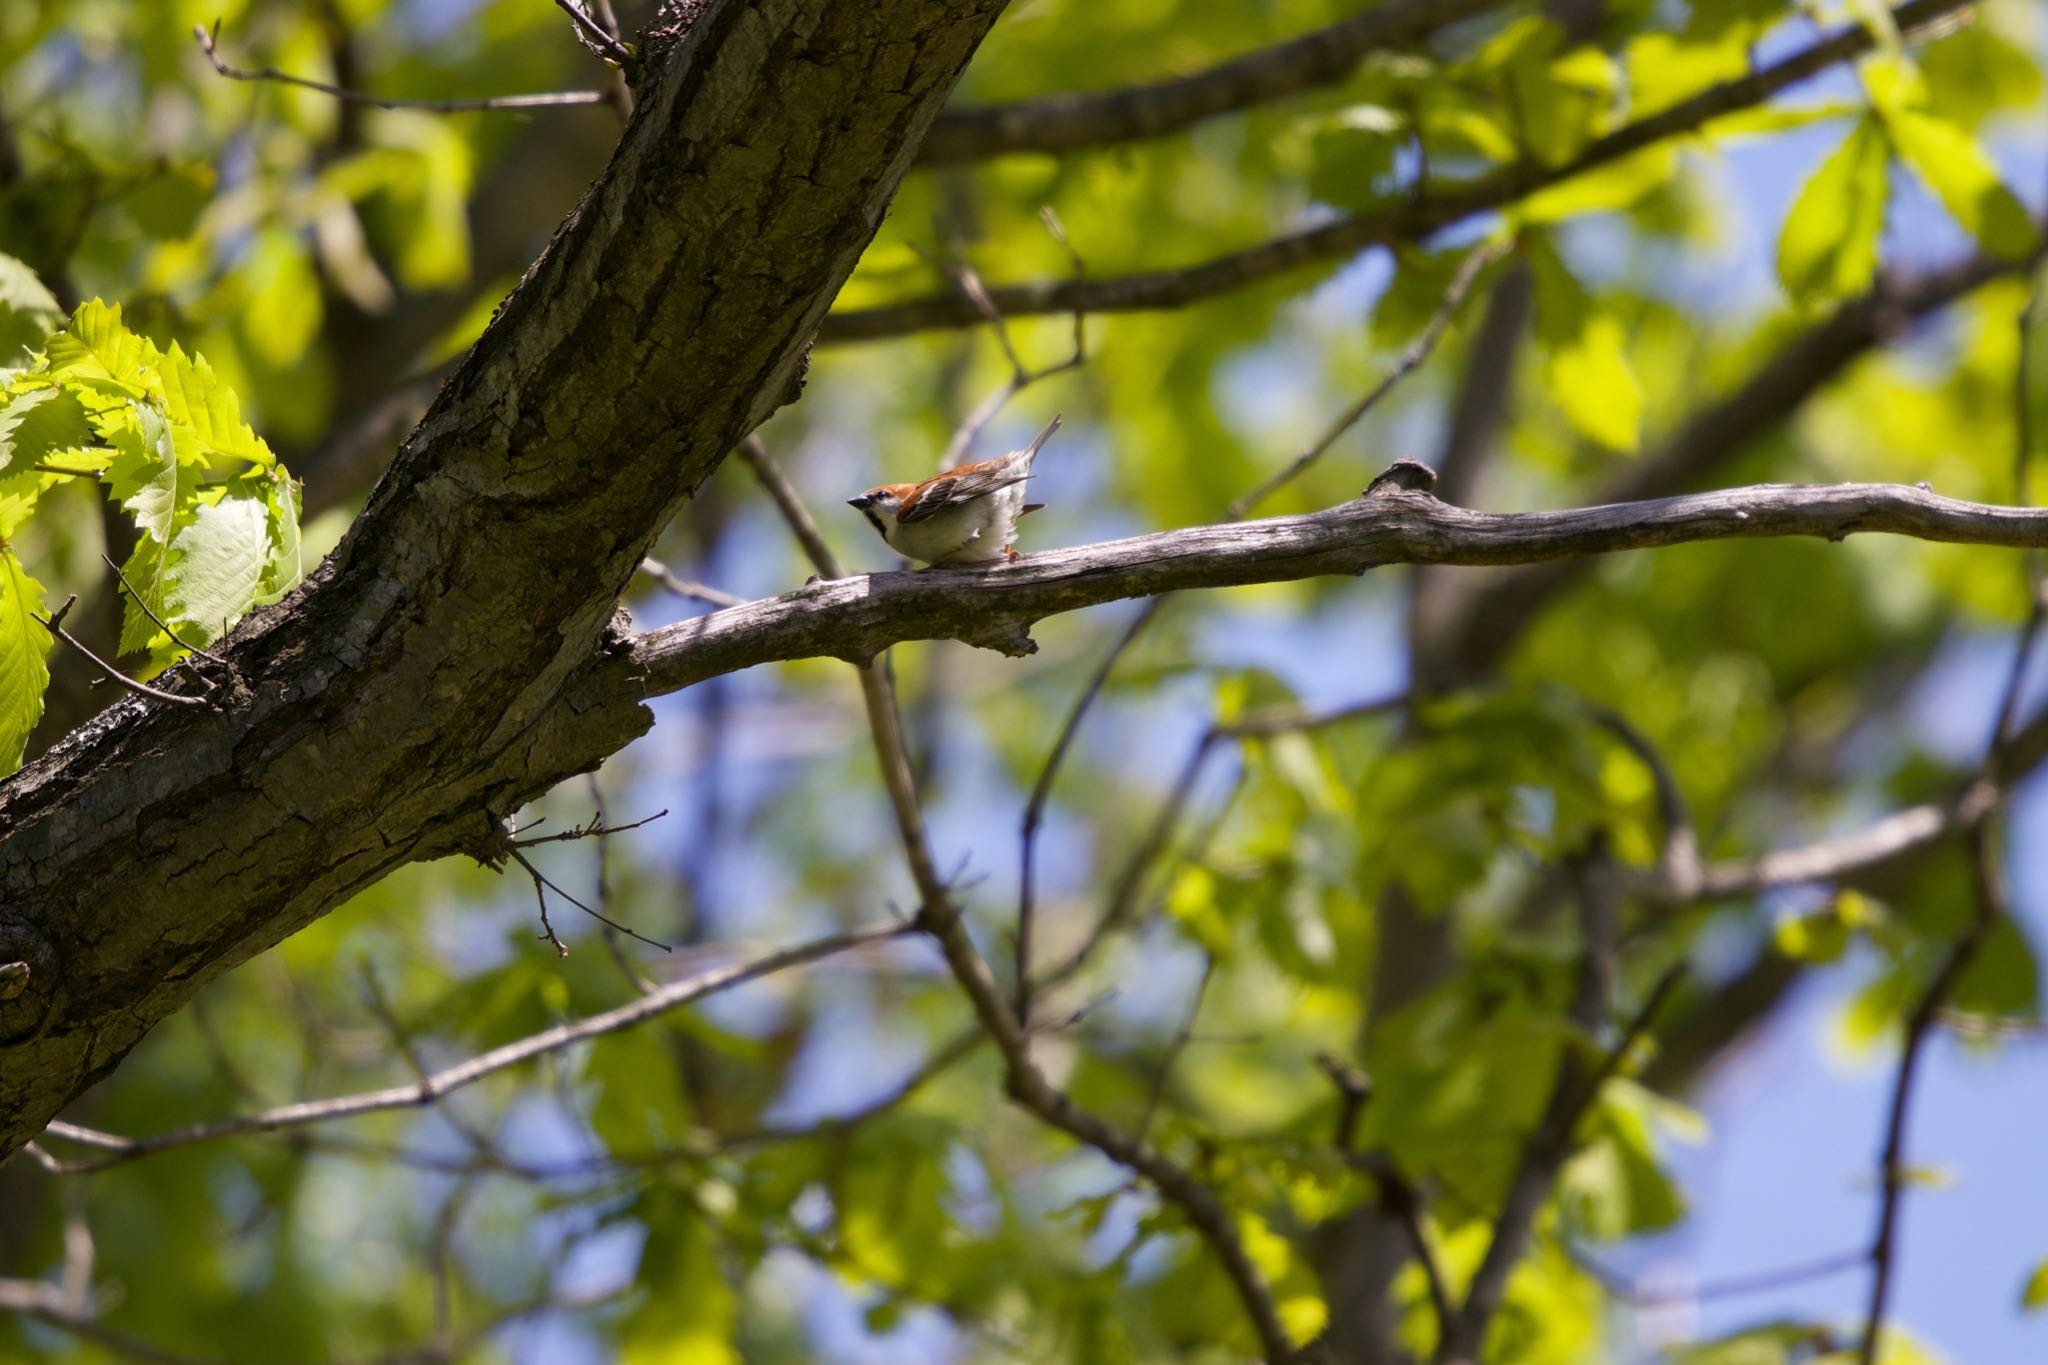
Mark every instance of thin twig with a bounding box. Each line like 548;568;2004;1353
506;845;673;953
1011;240;1500;1016
1989;262;2048;751
508;808;668;848
550;0;634;68
1133;953;1214;1145
33;921;909;1169
736;435;844;579
101;553;228;665
1855;824;2005;1365
1231;238;1509;517
1584;1247;1867;1307
1578;699;1702;898
1038;690;1406;1000
1015;600;1164;1019
194;21;605;112
917;0;1497;164
936;210;1088;470
639;558;743;609
32;595;207;707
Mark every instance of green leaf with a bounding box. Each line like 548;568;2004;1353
1473;18;1616;167
161;490;271;648
122;161;216;239
620;1190;738;1365
255;474;303;605
242;229;323;370
1307;107;1401;212
0;549;51;774
0;388;62;476
1919;22;2043;129
0;467;59;540
1625;30;1749;117
0;252;64;368
367;112;475;289
44;299;157;400
1671;1321;1828;1365
1776;117;1890;307
104;404;184;543
1517;143;1676;224
2022;1258;2048;1312
1883;107;2035;261
116;531;181;659
157;341;276;468
1527;235;1642;451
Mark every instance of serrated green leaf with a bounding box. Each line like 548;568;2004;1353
117;532;181;659
104;404;183;543
256;474;303;605
158;341;275;468
0;549;52;774
0;388;62;478
1883;107;2036;262
0;252;64;368
1777;117;1890;307
161;491;270;648
44;299;157;400
1528;236;1642;451
0;467;60;539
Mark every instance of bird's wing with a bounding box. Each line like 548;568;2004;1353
897;452;1030;523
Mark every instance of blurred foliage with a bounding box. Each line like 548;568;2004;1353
4;0;2048;1362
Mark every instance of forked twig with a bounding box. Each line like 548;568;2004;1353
938;208;1088;470
32;595;208;708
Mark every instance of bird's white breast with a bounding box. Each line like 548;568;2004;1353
888;480;1027;565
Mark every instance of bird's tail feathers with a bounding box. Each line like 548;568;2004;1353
1022;413;1062;460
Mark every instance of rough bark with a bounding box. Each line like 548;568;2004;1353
0;0;1008;1160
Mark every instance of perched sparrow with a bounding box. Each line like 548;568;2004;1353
848;414;1062;566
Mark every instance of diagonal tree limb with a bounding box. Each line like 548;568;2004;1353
917;0;1502;164
826;0;1970;343
0;0;1013;1162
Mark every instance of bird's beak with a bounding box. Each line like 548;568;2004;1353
846;495;872;509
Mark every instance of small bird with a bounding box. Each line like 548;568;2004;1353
847;414;1061;566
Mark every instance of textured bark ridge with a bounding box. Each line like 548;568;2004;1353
0;0;1008;1160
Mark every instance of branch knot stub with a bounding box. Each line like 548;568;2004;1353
958;613;1038;658
1364;458;1438;498
0;909;57;1043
